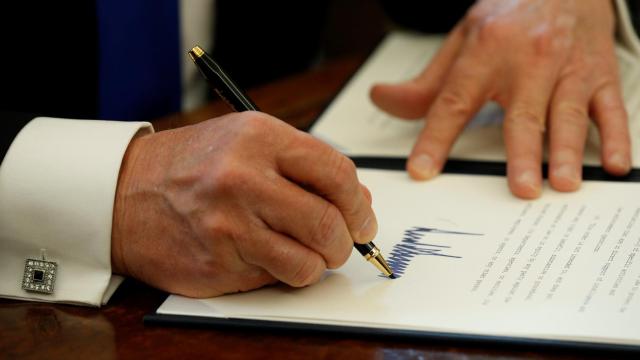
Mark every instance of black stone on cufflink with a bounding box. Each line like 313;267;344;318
22;258;57;295
33;270;45;282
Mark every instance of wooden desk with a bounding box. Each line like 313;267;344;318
0;56;618;360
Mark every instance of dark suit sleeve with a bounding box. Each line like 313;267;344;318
0;112;38;164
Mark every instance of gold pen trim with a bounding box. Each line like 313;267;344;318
188;45;205;62
363;247;379;261
364;246;394;277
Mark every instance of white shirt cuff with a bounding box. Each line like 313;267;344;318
0;118;153;306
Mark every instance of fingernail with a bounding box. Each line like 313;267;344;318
359;215;378;243
554;164;580;186
609;152;630;171
409;154;438;179
516;170;541;197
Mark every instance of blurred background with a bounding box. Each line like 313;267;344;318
0;0;475;121
214;0;475;88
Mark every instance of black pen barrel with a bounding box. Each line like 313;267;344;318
192;53;259;112
354;242;375;256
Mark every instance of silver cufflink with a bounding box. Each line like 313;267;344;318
22;249;57;295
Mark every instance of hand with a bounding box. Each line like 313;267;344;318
371;0;631;198
110;112;377;297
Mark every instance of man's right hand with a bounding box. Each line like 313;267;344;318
110;112;377;298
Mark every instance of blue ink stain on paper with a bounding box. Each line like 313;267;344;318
385;226;482;278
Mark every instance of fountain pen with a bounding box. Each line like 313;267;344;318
188;45;394;278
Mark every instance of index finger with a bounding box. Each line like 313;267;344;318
277;133;378;245
407;52;492;179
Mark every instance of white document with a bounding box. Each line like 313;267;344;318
159;169;640;346
157;32;640;347
311;32;640;166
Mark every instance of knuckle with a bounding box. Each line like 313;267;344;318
236;111;277;139
583;52;611;74
437;88;474;120
330;153;358;192
594;82;627;118
465;7;484;28
312;203;342;251
239;110;271;126
556;103;587;129
530;27;559;57
530;18;575;58
282;132;319;159
328;241;352;269
259;244;285;266
203;213;234;241
558;67;589;88
253;241;298;277
564;51;612;82
599;102;628;122
475;17;510;43
595;78;622;96
293;131;318;148
505;110;545;133
198;256;229;284
553;145;581;163
289;257;323;287
417;130;448;154
597;53;619;72
211;160;247;194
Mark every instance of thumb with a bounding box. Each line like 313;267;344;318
370;81;433;120
370;24;466;121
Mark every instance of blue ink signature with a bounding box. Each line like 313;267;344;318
385;227;483;278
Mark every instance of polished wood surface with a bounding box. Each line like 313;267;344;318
0;56;631;360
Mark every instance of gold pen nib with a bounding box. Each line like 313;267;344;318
188;45;205;62
371;253;395;278
363;245;395;278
